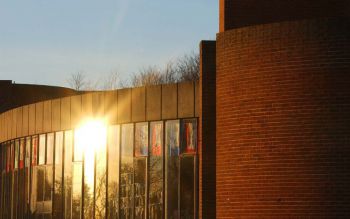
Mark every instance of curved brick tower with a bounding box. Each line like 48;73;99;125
209;0;350;218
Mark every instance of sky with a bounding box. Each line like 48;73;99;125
0;0;218;88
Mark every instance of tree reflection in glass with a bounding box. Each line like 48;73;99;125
120;124;134;219
134;122;148;219
149;121;163;219
72;162;82;219
44;134;54;214
83;143;94;219
25;137;31;216
165;120;180;219
107;125;120;219
53;132;63;219
180;156;195;219
64;131;73;219
134;158;146;219
95;128;107;219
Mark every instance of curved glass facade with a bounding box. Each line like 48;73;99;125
0;118;198;219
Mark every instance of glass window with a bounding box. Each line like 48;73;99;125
46;133;54;165
95;129;107;219
120;123;134;219
64;130;73;219
72;162;82;219
18;138;26;218
83;144;95;219
180;156;195;219
10;141;15;171
53;132;63;219
39;134;46;165
1;145;5;172
149;121;163;219
165;120;180;219
15;139;20;169
180;119;197;154
83;161;94;218
107;125;120;219
135;122;148;157
25;137;31;216
19;139;25;169
32;136;38;166
44;165;53;202
12;168;19;219
6;143;11;172
73;130;83;162
134;158;146;219
32;166;44;210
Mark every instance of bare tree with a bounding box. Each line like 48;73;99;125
83;79;100;91
176;52;200;82
131;66;164;87
131;52;200;87
162;61;178;84
101;71;125;90
66;51;199;91
67;71;86;91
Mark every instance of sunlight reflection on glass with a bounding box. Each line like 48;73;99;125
74;119;107;218
75;119;107;184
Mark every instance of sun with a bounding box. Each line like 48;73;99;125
74;119;107;186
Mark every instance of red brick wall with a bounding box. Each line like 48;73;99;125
199;41;216;219
216;18;350;218
220;0;350;31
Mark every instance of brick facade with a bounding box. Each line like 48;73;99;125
220;0;350;31
216;18;350;218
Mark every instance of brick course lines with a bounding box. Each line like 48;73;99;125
216;18;350;218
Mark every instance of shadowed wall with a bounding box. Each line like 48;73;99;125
220;0;350;31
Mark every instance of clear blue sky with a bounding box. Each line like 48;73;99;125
0;0;218;87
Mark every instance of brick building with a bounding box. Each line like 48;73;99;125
1;0;350;218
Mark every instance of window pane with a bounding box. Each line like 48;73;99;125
46;133;54;165
64;130;73;219
31;166;45;216
19;139;25;169
1;145;5;172
120;124;134;219
83;149;94;219
95;130;107;219
180;119;197;154
135;122;148;157
149;121;163;219
72;162;83;219
15;139;19;169
12;169;18;219
44;166;53;201
53;132;63;219
165;120;180;219
73;130;83;162
107;125;120;219
44;166;53;215
18;139;26;218
25;137;31;216
10;141;14;171
39;134;46;165
55;132;63;165
180;156;195;219
6;144;11;172
134;158;146;219
72;162;82;219
37;167;45;202
32;136;38;166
